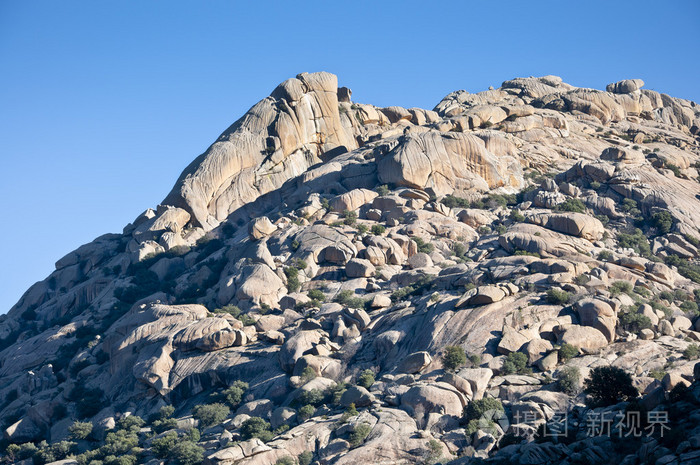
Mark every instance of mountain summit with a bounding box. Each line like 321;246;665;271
2;73;700;465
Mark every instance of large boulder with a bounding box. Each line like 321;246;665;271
330;188;379;212
554;324;608;353
279;331;322;372
606;79;644;94
397;352;432;374
526;212;605;241
575;298;616;342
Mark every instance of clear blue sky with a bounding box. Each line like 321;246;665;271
1;1;699;314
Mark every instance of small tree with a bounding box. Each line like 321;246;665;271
683;343;700;360
546;288;570;305
171;441;205;465
501;352;530;375
348;423;372;447
298;451;313;465
558;343;579;361
357;369;376;389
584;366;638;407
222;380;249;407
68;420;93;440
192;403;230;428
297;404;315;421
442;346;467;372
240;417;274;442
557;366;581;395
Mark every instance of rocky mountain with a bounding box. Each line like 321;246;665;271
2;72;700;465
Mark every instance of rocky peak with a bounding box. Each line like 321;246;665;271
1;72;700;465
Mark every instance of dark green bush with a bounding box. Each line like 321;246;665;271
333;290;366;309
222;380;249;408
412;237;434;254
152;432;179;458
555;198;586;213
545;288;570;305
464;397;504;422
375;185;390;196
170;440;204;465
192;403;230;428
357;369;376;389
297;388;325;406
649;211;674;234
557;366;581;395
68;420;93;440
348;423;372;447
617;228;651;256
69;385;104;419
663;254;700;283
619;311;652;334
284;267;301;293
501;352;530;375
343;210;358;226
298;451;313;465
297;404;315;421
240;417;273;442
558;343;579;361
584;366;638;407
371;224;386;235
442;346;467;372
610;281;633;296
683;344;700;360
509;209;525;222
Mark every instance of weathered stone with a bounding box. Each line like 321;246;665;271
398;352;432;374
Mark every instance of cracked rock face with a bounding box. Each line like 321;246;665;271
1;72;700;464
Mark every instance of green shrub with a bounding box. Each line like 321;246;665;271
412;237;434;254
152;432;179;458
340;403;359;422
300;366;317;384
69;420;93;440
617;229;651;256
69;385;105;419
442;346;467;372
464;397;504;423
240;417;274;442
328;382;347;404
441;195;473;209
297;404;315;421
371;224;386;235
620;199;641;217
222;380;249;408
348;423;372;447
680;301;699;315
275;457;296;465
297;388;325;406
683;344;700;360
33;441;76;465
298;451;313;465
509;209;525;222
597;250;613;261
557;366;581;395
619;311;652;334
501;352;530;375
589;181;601;190
468;354;482;367
192;403;230;428
284;267;301;293
584;366;638;407
343;210;358;226
610;281;633;296
333;290;366;309
170;441;204;465
555;198;586;213
357;369;376;389
307;289;325;302
663;254;700;283
545;288;570;305
356;224;368;235
375;185;390;196
558;343;579;361
649;211;674;234
151;417;178;434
